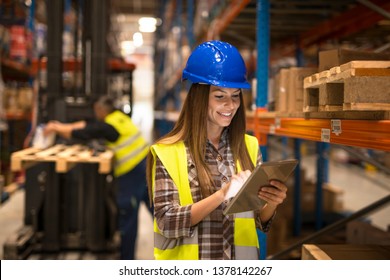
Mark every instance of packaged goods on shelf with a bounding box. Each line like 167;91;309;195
287;67;317;113
304;60;390;119
274;68;288;113
274;67;317;115
3;82;32;115
9;25;28;64
319;48;390;72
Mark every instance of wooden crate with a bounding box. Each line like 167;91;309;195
11;144;114;174
302;244;390;260
275;67;317;114
304;61;390;119
287;67;317;113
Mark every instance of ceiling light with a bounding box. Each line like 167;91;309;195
121;41;135;56
133;32;143;47
138;17;157;33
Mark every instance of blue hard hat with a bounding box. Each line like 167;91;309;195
182;40;250;89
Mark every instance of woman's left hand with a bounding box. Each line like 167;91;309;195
257;180;287;209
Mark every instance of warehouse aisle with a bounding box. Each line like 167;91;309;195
300;152;390;231
131;53;154;260
1;54;389;259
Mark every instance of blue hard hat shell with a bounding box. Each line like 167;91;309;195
182;40;251;89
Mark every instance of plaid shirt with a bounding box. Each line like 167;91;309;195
154;130;273;260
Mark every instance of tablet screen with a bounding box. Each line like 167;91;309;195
223;159;298;215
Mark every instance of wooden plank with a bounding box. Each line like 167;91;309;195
353;68;390;77
328;68;354;82
276;112;306;118
11;147;41;157
56;162;77;173
10;147;42;171
97;150;114;174
34;144;65;159
55;145;84;173
305;62;390;88
343;103;390;111
56;145;83;158
319;105;343;112
305;110;390;120
302;244;332;260
319;70;330;80
77;150;92;160
10;145;114;173
339;60;390;72
11;161;39;172
329;66;341;75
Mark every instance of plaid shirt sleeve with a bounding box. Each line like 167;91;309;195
153;156;195;238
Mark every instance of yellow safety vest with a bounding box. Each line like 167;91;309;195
105;110;149;177
150;134;260;260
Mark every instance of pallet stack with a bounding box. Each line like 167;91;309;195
11;144;114;174
303;60;390;120
4;144;117;259
270;48;390;120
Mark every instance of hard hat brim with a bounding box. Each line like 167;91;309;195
182;71;251;89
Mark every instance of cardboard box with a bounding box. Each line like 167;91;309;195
318;49;390;71
300;182;344;213
276;68;289;112
275;67;317;113
287;67;317;112
302;244;390;260
347;221;390;245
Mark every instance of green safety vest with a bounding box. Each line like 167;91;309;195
105;110;149;177
150;134;260;260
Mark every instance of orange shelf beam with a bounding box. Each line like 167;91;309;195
247;115;390;152
30;57;135;75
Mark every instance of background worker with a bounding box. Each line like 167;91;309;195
44;95;152;260
146;40;288;260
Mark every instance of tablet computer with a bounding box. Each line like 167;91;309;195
223;159;298;215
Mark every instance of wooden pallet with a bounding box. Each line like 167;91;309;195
11;144;114;174
303;61;390;119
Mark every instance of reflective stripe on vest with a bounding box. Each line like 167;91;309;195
151;134;259;260
105;111;149;177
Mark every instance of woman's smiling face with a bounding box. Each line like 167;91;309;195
207;85;241;132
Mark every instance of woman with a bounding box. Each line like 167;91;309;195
146;41;287;260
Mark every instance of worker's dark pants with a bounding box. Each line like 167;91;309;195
116;158;153;260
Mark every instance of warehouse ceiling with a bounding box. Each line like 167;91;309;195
109;0;390;59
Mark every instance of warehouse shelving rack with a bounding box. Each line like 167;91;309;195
153;0;390;259
1;0;137;259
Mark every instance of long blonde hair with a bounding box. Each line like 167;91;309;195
146;84;254;203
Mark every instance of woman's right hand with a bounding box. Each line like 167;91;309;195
220;170;251;200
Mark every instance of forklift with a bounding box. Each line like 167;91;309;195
3;0;134;259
